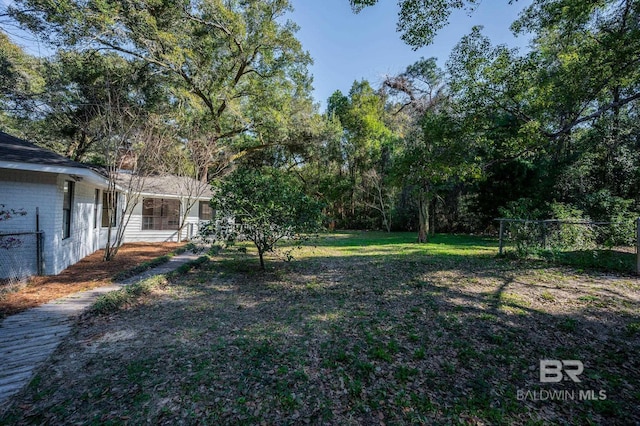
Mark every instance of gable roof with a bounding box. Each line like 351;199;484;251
0;131;109;187
0;131;88;169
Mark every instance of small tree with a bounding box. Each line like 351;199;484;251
157;129;230;241
210;167;323;270
361;169;394;232
101;114;168;261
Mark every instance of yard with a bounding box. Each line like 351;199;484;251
1;232;639;424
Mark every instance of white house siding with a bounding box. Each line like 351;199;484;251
0;169;56;278
53;175;103;275
122;197;203;243
0;169;104;277
1;166;207;277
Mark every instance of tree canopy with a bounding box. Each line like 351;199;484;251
6;0;314;160
349;0;494;48
0;0;638;248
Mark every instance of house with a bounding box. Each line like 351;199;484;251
0;131;212;279
117;174;214;244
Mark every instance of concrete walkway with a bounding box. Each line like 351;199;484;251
0;251;200;406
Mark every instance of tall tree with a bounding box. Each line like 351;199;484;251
396;107;480;242
446;1;640;220
326;80;393;227
36;51;159;161
7;0;314;162
349;0;503;48
0;31;45;134
383;58;476;242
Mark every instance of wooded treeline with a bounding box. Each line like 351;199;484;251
1;0;638;242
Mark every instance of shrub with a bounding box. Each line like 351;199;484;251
547;203;595;251
498;198;546;256
205;167;324;270
583;190;637;247
92;276;167;314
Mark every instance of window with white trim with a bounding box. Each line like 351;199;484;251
142;198;180;230
199;200;214;221
62;181;74;239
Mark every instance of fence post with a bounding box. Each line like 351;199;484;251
636;217;640;275
36;207;43;276
37;232;44;276
499;219;505;256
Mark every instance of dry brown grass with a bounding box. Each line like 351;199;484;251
0;242;181;318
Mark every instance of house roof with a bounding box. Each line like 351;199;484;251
0;131;88;169
0;131;110;187
0;132;211;197
116;174;213;199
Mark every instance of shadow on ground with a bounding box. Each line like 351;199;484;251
2;234;638;425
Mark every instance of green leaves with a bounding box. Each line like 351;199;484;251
7;0;313;157
350;0;483;48
211;166;323;269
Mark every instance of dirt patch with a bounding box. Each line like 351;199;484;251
0;242;182;318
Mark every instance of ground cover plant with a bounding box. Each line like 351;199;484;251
1;232;638;424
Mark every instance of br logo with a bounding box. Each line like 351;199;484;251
540;360;584;383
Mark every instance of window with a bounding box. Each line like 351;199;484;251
199;201;214;221
102;192;117;228
93;189;100;229
142;198;180;230
62;181;74;239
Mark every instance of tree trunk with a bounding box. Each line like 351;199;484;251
417;186;430;243
103;190;116;261
177;198;189;243
104;225;113;261
430;194;436;236
258;249;265;270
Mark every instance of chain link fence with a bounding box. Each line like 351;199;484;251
495;218;638;274
0;231;43;289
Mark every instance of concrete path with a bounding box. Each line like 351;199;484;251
0;251;201;406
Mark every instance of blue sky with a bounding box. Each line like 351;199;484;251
288;0;533;110
2;0;533;111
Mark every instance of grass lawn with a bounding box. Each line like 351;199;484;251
2;232;639;425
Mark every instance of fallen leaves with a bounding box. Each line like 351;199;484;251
1;233;639;424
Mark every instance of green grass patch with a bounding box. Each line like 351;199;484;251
625;322;640;336
305;231;498;259
113;244;191;282
3;231;639;425
99;255;211;315
92;275;167;314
